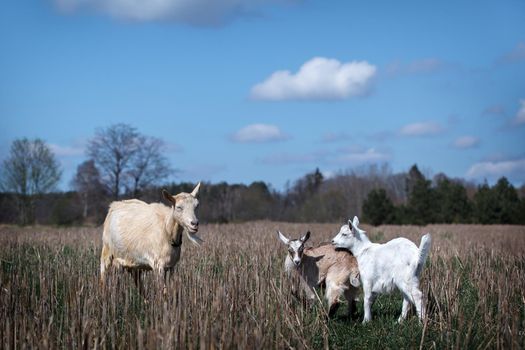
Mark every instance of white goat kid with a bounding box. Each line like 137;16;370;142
332;216;431;323
278;230;361;318
100;183;203;289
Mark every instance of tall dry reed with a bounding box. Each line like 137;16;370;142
0;222;524;349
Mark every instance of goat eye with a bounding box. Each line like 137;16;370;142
176;206;183;211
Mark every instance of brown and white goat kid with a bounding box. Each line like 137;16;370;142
278;230;360;317
100;183;203;288
332;216;431;323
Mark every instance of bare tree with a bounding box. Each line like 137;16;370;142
71;159;106;220
0;138;61;224
86;124;171;199
87;124;140;199
127;136;171;197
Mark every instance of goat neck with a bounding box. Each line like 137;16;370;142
165;207;184;247
351;232;373;258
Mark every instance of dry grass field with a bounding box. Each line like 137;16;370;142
1;222;524;349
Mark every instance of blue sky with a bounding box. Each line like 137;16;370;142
1;0;525;191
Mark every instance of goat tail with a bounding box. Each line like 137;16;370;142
415;233;432;277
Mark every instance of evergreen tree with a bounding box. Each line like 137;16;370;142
518;198;525;224
473;182;498;224
405;164;425;196
306;168;324;194
434;177;472;223
473;178;522;224
362;188;395;226
405;165;436;224
492;177;521;224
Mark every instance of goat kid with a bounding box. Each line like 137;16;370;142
278;230;360;317
332;216;431;323
100;183;203;291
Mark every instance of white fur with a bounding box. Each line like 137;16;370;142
332;216;431;323
100;183;202;287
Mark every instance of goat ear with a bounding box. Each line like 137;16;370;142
350;216;366;236
162;189;176;205
349;217;360;235
301;231;311;243
191;182;201;197
277;231;289;245
350;272;361;287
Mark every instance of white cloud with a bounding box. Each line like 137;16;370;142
231;124;288;143
399;121;444;137
49;143;85;157
250;57;377;101
452;136;479;149
53;0;295;26
513;99;525;125
336;148;390;165
466;158;525;181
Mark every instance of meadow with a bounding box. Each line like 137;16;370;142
1;222;524;349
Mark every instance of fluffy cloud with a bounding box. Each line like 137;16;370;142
466;158;525;182
53;0;294;26
231;124;288;143
452;136;479;149
250;57;377;101
513;99;525;125
399;121;444;137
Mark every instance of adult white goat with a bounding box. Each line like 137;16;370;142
278;230;361;317
331;216;431;323
100;183;202;287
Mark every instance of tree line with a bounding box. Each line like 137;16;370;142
361;165;525;225
1;124;524;226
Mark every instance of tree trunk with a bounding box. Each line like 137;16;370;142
114;173;120;200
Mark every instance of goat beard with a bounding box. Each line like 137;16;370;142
186;231;204;246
